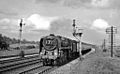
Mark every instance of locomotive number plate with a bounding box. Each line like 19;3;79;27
45;39;55;46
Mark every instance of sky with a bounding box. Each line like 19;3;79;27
0;0;120;45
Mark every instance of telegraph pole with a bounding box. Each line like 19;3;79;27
72;19;83;60
111;26;113;57
106;26;117;57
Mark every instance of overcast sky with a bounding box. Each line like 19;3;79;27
0;0;120;45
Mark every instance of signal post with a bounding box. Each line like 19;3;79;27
19;19;25;58
72;19;83;60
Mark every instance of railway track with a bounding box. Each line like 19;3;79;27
0;48;95;74
0;55;39;64
38;66;56;74
19;65;56;74
1;60;57;74
19;64;44;74
0;54;56;74
0;56;42;73
0;54;75;74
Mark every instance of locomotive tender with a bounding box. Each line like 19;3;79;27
39;34;79;66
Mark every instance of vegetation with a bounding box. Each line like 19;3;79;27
0;33;38;50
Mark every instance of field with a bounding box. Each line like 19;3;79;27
0;43;39;57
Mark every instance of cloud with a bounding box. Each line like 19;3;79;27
31;17;74;37
109;0;120;9
50;18;74;38
0;10;18;16
36;0;60;3
48;17;108;44
64;0;110;8
36;0;84;8
0;18;19;34
91;0;109;8
63;0;83;8
0;18;10;24
26;14;58;30
50;18;72;31
36;0;120;9
91;18;110;33
0;14;59;35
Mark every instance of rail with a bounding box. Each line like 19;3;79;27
0;53;39;59
0;53;39;62
0;58;42;73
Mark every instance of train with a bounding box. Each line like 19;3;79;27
39;34;95;66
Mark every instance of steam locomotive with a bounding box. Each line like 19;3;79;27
39;34;79;66
39;34;95;66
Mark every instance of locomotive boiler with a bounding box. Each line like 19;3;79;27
39;34;79;66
